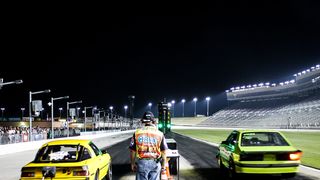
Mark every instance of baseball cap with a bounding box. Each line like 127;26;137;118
141;111;155;123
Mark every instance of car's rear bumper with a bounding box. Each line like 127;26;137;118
235;162;300;174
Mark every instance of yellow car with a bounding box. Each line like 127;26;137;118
217;130;302;178
20;139;112;180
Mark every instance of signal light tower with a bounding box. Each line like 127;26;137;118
158;101;171;134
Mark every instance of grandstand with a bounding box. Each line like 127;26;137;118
199;64;320;129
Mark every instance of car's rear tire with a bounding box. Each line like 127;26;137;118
228;159;237;179
105;164;112;180
218;156;229;179
94;169;99;180
218;156;225;171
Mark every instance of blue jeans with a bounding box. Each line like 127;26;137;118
136;159;161;180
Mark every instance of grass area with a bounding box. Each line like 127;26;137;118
174;129;320;169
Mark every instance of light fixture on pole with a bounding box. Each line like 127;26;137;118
49;96;69;139
181;99;186;117
59;107;63;118
124;105;128;123
21;107;25;120
1;108;5;121
193;97;198;117
67;100;82;137
29;89;50;141
0;78;23;90
76;107;81;118
109;106;114;117
206;97;211;116
148;102;152;111
40;108;44;120
109;106;114;129
128;95;135;128
171;100;175;117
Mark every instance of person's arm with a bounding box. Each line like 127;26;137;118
161;149;167;170
130;150;137;172
129;134;137;172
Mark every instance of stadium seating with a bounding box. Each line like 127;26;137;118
199;91;320;129
200;64;320;129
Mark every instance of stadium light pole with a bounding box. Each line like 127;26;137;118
1;108;5;121
49;96;69;139
76;107;81;118
171;100;175;117
128;95;135;128
59;107;63;118
148;102;152;111
109;106;113;129
84;106;93;132
40;108;44;120
193;97;198;117
124;105;128;124
21;107;25;120
67;100;82;137
29;89;51;141
181;99;186;117
206;97;211;116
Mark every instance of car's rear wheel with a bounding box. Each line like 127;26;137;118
105;164;112;180
94;169;99;180
218;156;225;171
228;159;237;179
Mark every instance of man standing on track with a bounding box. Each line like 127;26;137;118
129;111;168;180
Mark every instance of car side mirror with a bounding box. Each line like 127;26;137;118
101;149;107;154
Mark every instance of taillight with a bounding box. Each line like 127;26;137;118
21;172;35;177
73;166;89;176
73;170;89;176
289;151;302;161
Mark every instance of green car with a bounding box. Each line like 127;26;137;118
217;130;302;178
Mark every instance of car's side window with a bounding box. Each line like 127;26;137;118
81;147;92;161
89;142;101;156
226;132;238;145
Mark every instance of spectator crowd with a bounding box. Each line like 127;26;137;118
0;126;81;144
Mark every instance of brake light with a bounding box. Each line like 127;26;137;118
21;172;35;177
73;170;89;176
73;166;89;176
289;151;302;161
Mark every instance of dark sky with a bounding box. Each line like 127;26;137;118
1;1;320;117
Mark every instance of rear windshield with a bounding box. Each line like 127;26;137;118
34;145;83;162
241;132;289;146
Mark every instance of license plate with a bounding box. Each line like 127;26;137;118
264;154;276;161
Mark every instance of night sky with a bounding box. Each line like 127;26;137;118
1;1;320;117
